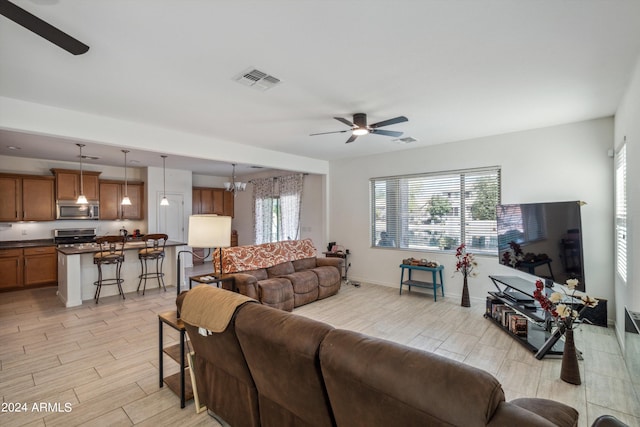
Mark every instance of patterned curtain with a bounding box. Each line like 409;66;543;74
253;177;276;244
252;174;304;244
277;174;304;241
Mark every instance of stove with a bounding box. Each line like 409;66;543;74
54;228;97;248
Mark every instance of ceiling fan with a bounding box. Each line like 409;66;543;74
0;0;89;55
310;113;408;144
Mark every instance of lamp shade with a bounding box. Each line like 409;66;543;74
188;215;232;248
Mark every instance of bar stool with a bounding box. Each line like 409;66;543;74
137;233;168;295
93;235;126;303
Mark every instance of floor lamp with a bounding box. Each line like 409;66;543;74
177;215;232;296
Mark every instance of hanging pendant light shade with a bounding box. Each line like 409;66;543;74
121;149;132;206
76;143;88;204
160;155;169;206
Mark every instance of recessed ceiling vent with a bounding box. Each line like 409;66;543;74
234;67;281;91
393;136;418;144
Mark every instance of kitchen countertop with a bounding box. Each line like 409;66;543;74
56;240;187;255
0;239;56;249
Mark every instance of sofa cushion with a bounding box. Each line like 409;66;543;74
236;303;335;427
258;278;294;312
292;257;317;271
509;398;579;427
243;268;268;281
313;266;341;299
283;270;318;294
320;329;506;427
267;261;295;277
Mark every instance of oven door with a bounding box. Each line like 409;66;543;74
56;202;99;220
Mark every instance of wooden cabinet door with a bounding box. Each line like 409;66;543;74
83;174;100;201
56;172;79;200
212;189;224;215
200;189;213;214
24;247;57;287
22;178;55;221
223;190;234;217
0;176;20;221
0;249;23;290
192;189;202;214
122;183;143;219
99;182;121;220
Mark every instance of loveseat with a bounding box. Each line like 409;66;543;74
214;239;343;311
178;285;582;427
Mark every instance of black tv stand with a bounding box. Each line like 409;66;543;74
486;275;578;360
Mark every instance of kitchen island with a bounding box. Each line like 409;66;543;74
57;240;186;307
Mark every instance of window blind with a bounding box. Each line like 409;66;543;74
370;167;501;254
615;144;627;282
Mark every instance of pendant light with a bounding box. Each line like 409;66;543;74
160;155;169;206
121;149;132;205
76;143;88;204
224;163;247;197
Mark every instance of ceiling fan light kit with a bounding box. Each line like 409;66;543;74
310;113;408;144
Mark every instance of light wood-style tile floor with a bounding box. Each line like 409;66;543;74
1;276;639;426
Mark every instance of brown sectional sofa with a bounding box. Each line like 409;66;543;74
215;239;343;311
178;286;582;427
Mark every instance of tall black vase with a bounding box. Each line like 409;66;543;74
461;274;470;307
560;328;581;385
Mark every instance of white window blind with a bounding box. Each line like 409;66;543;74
615;144;627;282
370;167;501;254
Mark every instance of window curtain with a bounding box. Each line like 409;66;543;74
253;174;304;244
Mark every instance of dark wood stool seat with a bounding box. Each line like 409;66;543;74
137;233;168;295
93;235;126;303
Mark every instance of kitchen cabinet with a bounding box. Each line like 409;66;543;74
192;187;234;217
0;249;23;290
0;246;57;290
51;168;100;201
24;247;57;287
0;174;55;222
99;180;144;220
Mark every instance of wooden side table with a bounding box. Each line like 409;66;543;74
158;311;193;408
189;273;222;288
399;264;445;301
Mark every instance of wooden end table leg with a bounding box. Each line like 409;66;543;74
158;318;163;388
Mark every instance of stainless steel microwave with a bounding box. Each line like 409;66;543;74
56;201;99;220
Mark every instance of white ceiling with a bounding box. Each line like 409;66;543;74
1;0;640;175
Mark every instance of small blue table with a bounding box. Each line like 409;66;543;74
399;264;445;301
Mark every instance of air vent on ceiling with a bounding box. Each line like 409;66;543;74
79;154;100;160
234;67;282;91
392;136;418;144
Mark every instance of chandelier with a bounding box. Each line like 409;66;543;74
224;163;247;196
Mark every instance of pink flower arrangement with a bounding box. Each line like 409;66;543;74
454;243;477;277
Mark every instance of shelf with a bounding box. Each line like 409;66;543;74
484;312;565;358
164;371;194;401
163;342;190;367
488;291;546;323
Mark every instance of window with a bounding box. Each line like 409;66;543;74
615;144;627;282
253;174;304;244
370;167;501;254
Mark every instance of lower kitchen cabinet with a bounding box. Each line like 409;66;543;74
0;246;57;291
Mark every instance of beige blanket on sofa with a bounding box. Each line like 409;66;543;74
181;285;256;332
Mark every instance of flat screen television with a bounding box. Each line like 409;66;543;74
496;201;585;292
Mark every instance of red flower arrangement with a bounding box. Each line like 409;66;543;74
454;243;477;277
501;241;524;267
532;278;598;330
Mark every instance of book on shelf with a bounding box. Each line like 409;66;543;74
509;314;528;337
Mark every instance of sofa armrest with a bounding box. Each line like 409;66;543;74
317;257;343;270
488;401;577;427
231;273;259;300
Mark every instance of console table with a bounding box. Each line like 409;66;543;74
399;264;445;301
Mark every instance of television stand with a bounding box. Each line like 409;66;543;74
486;275;579;360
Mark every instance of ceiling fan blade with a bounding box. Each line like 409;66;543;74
345;134;358;144
309;130;349;136
334;117;354;127
370;129;404;137
0;0;89;55
370;116;408;129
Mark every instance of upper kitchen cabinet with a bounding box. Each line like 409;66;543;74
99;180;144;220
0;174;55;222
51;168;101;201
192;187;234;217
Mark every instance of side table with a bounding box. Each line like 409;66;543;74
399;264;445;301
158;311;193;408
189;273;222;289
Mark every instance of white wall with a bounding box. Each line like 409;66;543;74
329;118;615;320
614;54;640;334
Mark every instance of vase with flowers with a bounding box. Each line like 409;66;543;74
533;278;598;384
454;243;477;307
